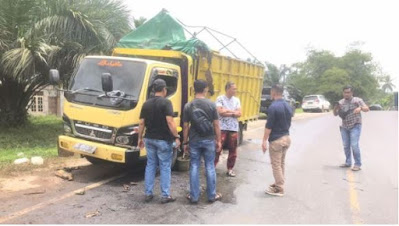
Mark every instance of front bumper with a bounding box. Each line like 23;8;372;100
302;105;321;110
58;135;143;164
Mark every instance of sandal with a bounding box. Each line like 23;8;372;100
209;192;222;203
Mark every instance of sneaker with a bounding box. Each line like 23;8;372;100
265;187;284;197
269;184;276;189
161;196;176;204
226;170;236;177
339;164;351;168
145;194;154;203
352;166;361;171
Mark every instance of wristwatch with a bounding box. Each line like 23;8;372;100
174;135;180;139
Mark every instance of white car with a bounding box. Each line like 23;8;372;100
302;95;330;112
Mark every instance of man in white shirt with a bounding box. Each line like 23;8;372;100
215;82;242;177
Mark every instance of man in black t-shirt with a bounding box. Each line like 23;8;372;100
138;79;180;204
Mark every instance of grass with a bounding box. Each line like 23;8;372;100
0;115;62;165
295;108;304;114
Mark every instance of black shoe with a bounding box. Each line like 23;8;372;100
339;164;351;168
161;196;176;204
145;194;154;203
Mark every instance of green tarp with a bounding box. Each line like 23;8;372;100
117;9;211;58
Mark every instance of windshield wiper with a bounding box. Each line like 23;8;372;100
97;90;136;100
71;87;104;94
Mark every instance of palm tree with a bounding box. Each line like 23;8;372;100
263;62;290;86
381;75;396;93
0;0;132;126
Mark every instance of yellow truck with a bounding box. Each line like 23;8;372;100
49;10;264;167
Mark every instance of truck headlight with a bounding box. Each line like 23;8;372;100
63;124;72;134
116;136;130;145
115;125;139;146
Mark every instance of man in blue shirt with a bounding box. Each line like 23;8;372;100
262;84;292;197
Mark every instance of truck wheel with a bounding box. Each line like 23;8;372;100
171;148;178;170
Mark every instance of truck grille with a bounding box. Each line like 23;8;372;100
73;121;114;141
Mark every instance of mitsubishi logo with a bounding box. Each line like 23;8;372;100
89;130;96;137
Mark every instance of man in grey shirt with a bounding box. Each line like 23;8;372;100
333;85;369;171
183;79;222;204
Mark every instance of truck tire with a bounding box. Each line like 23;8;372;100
171;148;178;170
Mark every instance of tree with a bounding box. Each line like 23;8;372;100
287;48;379;103
0;0;132;127
263;62;289;86
318;67;350;103
134;17;147;29
381;75;396;93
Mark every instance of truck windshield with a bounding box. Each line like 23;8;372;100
66;58;147;110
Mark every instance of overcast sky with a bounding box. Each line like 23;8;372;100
123;0;398;90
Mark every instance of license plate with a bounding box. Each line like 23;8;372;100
74;143;97;154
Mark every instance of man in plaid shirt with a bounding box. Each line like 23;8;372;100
333;85;369;171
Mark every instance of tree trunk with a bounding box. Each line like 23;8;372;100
0;79;30;127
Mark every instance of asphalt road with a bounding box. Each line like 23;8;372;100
0;111;397;224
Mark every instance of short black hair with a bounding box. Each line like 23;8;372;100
194;79;208;93
153;79;166;92
343;85;353;92
225;81;235;91
271;84;283;95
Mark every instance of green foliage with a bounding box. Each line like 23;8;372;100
368;89;395;109
318;67;350;103
287;48;380;103
263;62;290;86
0;115;62;164
0;0;132;126
380;75;396;93
134;17;147;28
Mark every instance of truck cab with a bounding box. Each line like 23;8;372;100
53;56;182;166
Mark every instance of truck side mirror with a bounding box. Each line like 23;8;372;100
101;73;113;93
49;69;60;85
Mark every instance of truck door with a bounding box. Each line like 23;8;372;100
146;67;182;131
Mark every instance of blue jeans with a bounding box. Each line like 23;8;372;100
189;139;217;202
144;138;173;197
340;124;362;167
